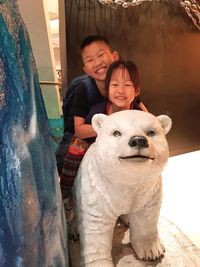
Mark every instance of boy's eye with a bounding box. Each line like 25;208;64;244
98;53;105;58
113;130;121;137
85;59;93;64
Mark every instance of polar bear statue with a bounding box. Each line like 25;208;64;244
74;110;172;267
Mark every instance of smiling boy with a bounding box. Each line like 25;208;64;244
56;35;118;175
73;35;119;139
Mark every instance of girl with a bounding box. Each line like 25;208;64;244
85;59;148;129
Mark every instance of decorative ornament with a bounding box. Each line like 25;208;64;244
98;0;158;9
98;0;200;31
180;0;200;30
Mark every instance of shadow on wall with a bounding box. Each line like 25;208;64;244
0;1;68;266
65;0;200;155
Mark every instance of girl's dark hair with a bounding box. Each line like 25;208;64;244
105;60;141;97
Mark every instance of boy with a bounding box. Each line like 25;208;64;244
56;35;119;174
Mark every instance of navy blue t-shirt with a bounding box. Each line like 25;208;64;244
85;98;142;125
66;79;106;133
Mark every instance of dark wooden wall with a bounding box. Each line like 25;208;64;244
65;0;200;155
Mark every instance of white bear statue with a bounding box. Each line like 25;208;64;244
74;110;172;267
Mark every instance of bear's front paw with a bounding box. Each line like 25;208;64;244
132;236;165;261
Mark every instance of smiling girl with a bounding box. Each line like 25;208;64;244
85;59;148;125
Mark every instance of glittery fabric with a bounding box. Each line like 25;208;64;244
0;1;68;266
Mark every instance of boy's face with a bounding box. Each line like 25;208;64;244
82;41;118;82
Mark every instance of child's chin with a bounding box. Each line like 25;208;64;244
115;103;129;109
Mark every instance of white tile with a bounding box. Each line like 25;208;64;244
161;150;200;248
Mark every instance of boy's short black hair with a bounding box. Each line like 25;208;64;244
80;35;110;51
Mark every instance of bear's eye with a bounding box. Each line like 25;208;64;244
113;130;121;137
147;130;155;137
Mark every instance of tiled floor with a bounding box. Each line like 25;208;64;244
69;216;200;267
161;150;200;249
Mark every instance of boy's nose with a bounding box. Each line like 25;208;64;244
94;56;102;65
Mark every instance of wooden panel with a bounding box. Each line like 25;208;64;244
65;0;200;155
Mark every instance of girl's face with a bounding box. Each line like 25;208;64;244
109;67;138;110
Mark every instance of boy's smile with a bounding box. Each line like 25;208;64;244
82;41;118;82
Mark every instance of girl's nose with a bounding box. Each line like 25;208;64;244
117;86;125;93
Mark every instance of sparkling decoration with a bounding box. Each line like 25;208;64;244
180;0;200;30
98;0;200;30
98;0;159;9
0;59;6;109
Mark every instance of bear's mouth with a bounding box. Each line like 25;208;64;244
119;155;155;160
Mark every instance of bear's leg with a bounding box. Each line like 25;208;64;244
79;219;115;267
129;209;165;261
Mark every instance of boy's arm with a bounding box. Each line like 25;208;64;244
74;116;97;139
73;83;97;139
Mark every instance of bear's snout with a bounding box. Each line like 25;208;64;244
129;135;149;148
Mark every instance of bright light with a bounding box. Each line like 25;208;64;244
50;19;59;35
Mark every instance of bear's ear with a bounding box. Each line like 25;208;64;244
157;115;172;135
92;113;108;133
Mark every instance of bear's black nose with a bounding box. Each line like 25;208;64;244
129;136;148;148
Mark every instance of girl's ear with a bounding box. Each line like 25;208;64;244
135;87;140;96
92;113;108;134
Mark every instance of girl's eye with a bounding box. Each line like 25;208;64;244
147;130;156;137
113;130;121;137
110;83;118;87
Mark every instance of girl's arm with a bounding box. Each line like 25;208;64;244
139;101;148;112
74;116;97;139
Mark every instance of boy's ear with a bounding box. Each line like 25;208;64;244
113;51;119;60
83;65;88;74
83;65;90;76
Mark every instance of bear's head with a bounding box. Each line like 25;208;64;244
92;110;172;185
